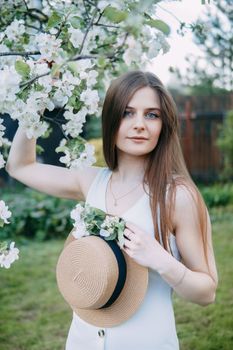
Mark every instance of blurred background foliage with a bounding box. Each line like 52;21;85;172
1;138;233;243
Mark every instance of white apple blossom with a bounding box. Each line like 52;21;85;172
59;152;71;165
0;66;22;113
0;118;6;146
35;33;63;62
27;91;55;112
0;242;19;269
62;71;80;86
74;59;94;79
0;200;12;225
52;72;80;107
0;44;18;69
20;119;49;139
17;103;49;139
86;70;98;87
27;60;50;77
68;27;84;48
70;143;96;169
97;1;109;11
58;139;96;169
72;221;90;239
8;99;27;120
62;107;87;137
99;228;111;237
5;19;25;41
70;203;85;223
147;32;170;59
80;89;99;114
0;153;5;169
123;36;143;66
38;75;53;93
1;137;11;147
70;203;90;238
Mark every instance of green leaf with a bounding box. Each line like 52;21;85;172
0;240;8;250
103;6;128;24
93;207;106;217
47;12;62;29
67;62;78;75
70;16;81;29
117;230;125;248
15;60;30;79
146;18;170;35
36;144;44;155
97;56;107;68
55;145;66;153
51;63;60;77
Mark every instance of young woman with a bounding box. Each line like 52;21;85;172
6;70;218;349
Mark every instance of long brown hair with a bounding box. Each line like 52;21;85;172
101;70;210;273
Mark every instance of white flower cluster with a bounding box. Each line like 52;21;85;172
0;66;22;114
57;138;96;169
122;26;170;67
5;19;25;41
0;200;12;225
52;70;80;107
35;33;64;63
0;201;19;269
0;1;172;171
70;203;90;238
63;106;87;138
0;119;6;169
0;242;19;269
100;215;121;238
70;202;125;246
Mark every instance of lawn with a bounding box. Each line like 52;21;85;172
0;208;232;350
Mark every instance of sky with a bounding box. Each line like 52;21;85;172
147;0;212;86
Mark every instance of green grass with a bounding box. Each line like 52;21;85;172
0;208;232;350
174;207;233;350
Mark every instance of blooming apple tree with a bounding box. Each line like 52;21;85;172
0;0;174;266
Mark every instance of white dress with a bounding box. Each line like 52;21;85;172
65;167;181;350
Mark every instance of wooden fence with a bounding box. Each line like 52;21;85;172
178;109;224;182
0;105;230;184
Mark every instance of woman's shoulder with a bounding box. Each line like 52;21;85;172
79;166;106;198
167;175;200;209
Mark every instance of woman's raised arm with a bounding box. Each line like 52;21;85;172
5;126;100;200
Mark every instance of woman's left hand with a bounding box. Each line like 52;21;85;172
118;221;165;269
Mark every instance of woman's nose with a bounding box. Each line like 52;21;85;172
133;114;146;130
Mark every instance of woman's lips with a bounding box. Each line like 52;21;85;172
128;137;148;142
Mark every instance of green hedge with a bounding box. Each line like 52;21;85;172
2;135;233;242
1;181;233;242
199;183;233;208
1;187;77;242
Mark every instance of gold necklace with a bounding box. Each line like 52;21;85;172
109;174;142;206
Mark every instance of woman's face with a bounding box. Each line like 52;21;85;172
116;86;162;157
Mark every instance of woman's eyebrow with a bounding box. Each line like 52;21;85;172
126;105;161;112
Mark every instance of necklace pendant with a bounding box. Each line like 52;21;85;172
114;199;117;206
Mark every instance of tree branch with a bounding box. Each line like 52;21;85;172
20;72;50;88
43;116;69;140
94;23;120;29
67;52;116;62
22;0;29;11
0;51;40;57
79;7;98;54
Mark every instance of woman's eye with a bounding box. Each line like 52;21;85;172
123;110;133;117
145;112;159;119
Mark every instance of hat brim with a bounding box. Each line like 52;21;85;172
57;232;148;327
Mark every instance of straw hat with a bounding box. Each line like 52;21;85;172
56;232;148;327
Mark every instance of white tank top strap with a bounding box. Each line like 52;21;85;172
85;167;111;208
